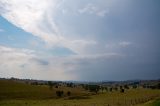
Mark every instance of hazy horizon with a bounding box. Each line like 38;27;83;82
0;0;160;81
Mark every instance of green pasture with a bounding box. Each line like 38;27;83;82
0;80;160;106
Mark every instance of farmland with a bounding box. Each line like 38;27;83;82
0;78;160;106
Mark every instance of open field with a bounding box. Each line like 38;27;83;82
0;0;160;106
0;79;88;100
136;99;160;106
0;79;160;106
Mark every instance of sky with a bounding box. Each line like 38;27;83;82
0;0;160;81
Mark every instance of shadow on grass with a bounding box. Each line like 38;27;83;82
151;99;160;106
65;96;91;100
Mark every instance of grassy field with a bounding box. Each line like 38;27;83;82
0;80;160;106
136;99;160;106
0;80;88;100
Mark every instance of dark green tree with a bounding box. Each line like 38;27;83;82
67;91;71;96
124;84;129;89
109;87;112;92
105;87;108;92
56;90;64;97
48;81;53;90
120;88;125;93
88;85;100;93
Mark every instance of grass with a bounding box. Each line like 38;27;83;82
151;99;160;106
0;80;88;100
136;99;160;106
0;80;53;99
0;79;160;106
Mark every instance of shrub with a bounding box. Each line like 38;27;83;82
124;84;129;89
132;85;138;89
120;88;125;93
88;85;100;93
56;90;64;97
55;85;58;88
109;87;112;92
67;91;71;96
105;87;108;92
48;81;53;90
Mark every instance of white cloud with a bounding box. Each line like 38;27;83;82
119;41;132;47
0;45;35;78
0;45;35;57
97;10;108;17
0;0;158;81
105;41;132;49
0;45;77;80
64;39;97;55
0;45;123;80
78;3;108;17
0;0;60;42
0;0;96;55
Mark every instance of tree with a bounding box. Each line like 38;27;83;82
132;85;138;89
67;91;71;96
156;83;160;89
31;82;38;85
82;84;89;91
124;84;129;89
114;87;118;91
109;87;112;92
56;90;64;97
120;86;123;89
101;86;104;92
48;81;53;90
88;85;100;93
55;85;58;88
66;83;74;87
105;87;108;92
120;88;125;93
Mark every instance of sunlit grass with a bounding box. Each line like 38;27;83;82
0;80;160;106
